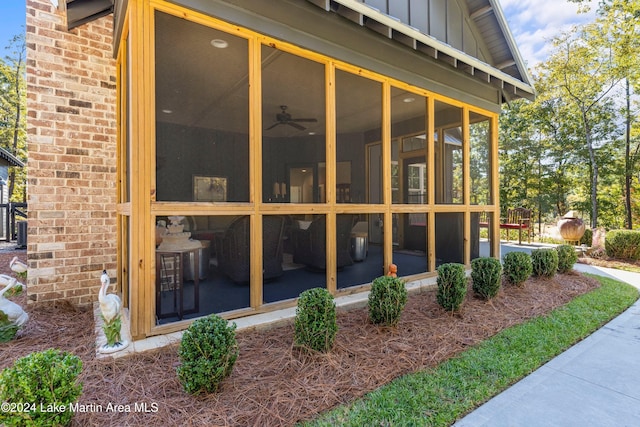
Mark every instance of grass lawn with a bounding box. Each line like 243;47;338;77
303;275;639;427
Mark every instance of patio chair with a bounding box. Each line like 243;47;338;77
500;207;532;244
292;215;355;270
215;215;285;283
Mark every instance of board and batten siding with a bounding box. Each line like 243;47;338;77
363;0;488;63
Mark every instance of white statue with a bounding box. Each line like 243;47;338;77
99;270;121;323
98;270;128;353
9;256;27;275
0;256;29;340
0;274;28;328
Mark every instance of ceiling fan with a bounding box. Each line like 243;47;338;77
265;105;318;131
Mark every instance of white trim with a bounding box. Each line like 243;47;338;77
312;0;535;98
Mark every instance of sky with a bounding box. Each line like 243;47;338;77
0;0;596;70
500;0;598;69
0;1;25;53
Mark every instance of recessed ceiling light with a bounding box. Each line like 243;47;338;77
211;39;228;48
403;97;415;103
162;109;173;114
308;132;316;135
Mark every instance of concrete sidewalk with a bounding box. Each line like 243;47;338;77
454;262;640;427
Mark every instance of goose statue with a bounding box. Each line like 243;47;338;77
99;270;121;323
9;256;27;275
0;274;28;328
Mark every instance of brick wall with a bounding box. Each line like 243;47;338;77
26;0;117;305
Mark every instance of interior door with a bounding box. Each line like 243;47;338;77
402;154;427;251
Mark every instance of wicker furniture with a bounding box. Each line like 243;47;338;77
292;215;355;270
215;215;285;283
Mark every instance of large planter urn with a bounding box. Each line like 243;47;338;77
557;211;585;244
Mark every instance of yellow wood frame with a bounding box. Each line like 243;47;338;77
117;0;501;338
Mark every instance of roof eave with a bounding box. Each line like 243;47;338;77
308;0;535;101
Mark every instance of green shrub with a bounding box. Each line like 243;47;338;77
605;230;640;260
471;257;502;300
531;248;559;278
368;275;408;327
0;349;83;427
580;228;592;246
294;288;337;352
0;311;19;343
177;314;239;395
502;252;532;286
556;244;578;273
436;263;467;312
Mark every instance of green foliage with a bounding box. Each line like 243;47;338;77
436;263;467;312
294;288;337;353
3;283;22;298
471;257;502;300
605;230;640;260
556;244;579;273
502;252;533;286
580;228;593;246
101;315;122;347
177;314;238;395
0;349;83;427
368;276;408;327
531;249;559;278
0;311;18;342
305;277;638;427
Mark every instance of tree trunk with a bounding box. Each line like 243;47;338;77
8;47;24;202
583;111;598;229
624;78;633;229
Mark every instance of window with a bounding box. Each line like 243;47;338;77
470;112;492;205
435;101;463;204
155;11;250;202
262;46;325;203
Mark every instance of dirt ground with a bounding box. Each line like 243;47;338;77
0;247;604;427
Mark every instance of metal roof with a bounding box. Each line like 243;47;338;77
306;0;535;101
0;148;24;168
66;0;114;30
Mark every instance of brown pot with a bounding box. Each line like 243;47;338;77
557;217;585;242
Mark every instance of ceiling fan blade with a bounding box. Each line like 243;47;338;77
265;122;282;130
287;122;306;131
292;118;318;123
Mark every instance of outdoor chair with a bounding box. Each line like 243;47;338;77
500;207;532;245
215;215;285;283
292;215;355;270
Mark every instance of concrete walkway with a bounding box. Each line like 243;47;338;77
454;256;640;427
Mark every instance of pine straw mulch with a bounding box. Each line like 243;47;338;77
0;252;602;426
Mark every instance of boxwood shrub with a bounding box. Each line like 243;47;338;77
436;263;467;312
556;244;578;273
294;288;337;352
502;252;532;286
368;275;408;327
531;248;559;278
605;230;640;260
0;349;83;427
177;314;239;395
580;228;592;246
471;257;502;300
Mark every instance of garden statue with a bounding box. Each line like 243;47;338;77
0;257;29;342
98;270;129;353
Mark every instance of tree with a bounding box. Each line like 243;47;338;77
0;33;26;202
541;26;623;228
571;0;640;228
